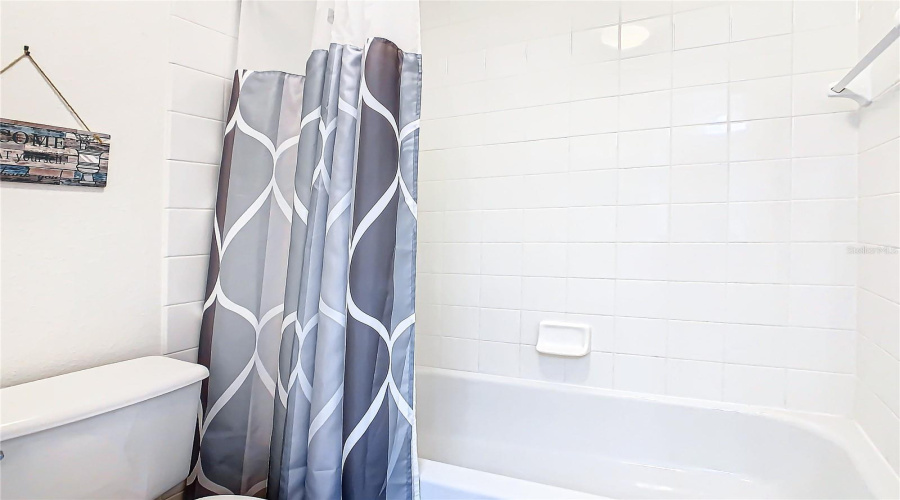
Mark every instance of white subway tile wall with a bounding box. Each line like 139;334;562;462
416;0;867;418
162;1;240;360
854;0;900;475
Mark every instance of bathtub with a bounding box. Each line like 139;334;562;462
419;459;601;499
416;367;899;499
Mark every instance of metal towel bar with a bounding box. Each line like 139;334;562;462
829;20;900;106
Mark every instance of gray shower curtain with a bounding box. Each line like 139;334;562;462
186;38;421;500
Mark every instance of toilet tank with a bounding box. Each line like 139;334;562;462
0;356;209;500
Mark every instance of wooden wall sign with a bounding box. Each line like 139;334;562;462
0;119;110;187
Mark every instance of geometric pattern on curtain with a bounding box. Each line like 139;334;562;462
270;37;421;500
185;38;421;500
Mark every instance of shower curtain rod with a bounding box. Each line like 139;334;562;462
830;23;899;94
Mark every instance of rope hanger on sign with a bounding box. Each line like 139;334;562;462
0;46;104;143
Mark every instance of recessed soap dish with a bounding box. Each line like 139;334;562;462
535;321;591;357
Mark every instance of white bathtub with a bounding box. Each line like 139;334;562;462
420;459;601;499
416;367;900;499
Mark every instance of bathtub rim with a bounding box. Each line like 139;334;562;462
415;367;900;499
418;458;604;499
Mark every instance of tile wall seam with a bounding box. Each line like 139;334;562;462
858;284;900;306
171;14;239;40
169;62;231;82
421;97;858;123
167;109;227;123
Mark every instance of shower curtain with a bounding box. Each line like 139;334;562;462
185;34;421;500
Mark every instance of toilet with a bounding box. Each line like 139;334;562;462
0;356;223;500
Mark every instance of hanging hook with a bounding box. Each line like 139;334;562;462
1;44;104;143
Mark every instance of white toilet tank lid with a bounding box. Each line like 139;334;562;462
1;356;209;441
